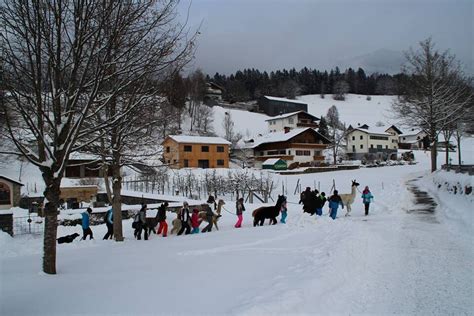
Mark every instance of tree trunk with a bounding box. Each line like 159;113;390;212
430;138;437;172
112;163;124;241
445;141;449;165
456;133;462;165
42;176;61;274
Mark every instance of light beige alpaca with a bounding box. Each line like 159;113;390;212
198;199;225;231
339;180;359;216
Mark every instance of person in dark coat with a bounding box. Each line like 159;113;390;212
202;196;219;233
103;208;113;240
178;202;191;235
81;207;93;240
135;204;148;240
328;190;344;220
300;187;318;215
156;202;169;237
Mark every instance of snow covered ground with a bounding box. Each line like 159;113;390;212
1;148;473;315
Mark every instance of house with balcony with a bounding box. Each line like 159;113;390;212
244;127;331;168
398;129;429;150
162;135;231;169
203;82;224;106
266;111;319;133
346;124;402;160
258;96;308;116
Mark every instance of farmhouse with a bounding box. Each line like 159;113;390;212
266;111;319;133
162;135;231;169
203;82;224;105
398;129;429;150
244;127;331;168
346;124;402;160
65;153;113;178
0;175;23;210
258;96;308;116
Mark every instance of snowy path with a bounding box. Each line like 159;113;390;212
1;166;473;315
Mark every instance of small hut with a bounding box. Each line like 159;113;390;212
262;158;287;170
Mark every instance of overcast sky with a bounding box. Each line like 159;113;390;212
178;0;473;75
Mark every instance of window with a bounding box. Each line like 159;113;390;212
296;150;311;156
352;136;355;141
201;146;209;152
352;145;356;152
360;144;363;149
184;159;189;167
370;144;374;149
369;135;389;141
386;145;388;149
167;160;170;164
217;146;224;152
0;182;11;205
377;145;383;149
360;135;363;140
184;145;192;152
217;159;224;166
288;118;294;124
288;150;291;155
166;146;170;153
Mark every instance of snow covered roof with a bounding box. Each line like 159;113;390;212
167;135;231;145
246;128;329;148
400;130;425;137
264;110;319;122
263;96;307;105
0;175;23;186
350;127;392;136
262;158;285;165
348;124;400;136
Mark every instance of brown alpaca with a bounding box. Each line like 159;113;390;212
198;199;225;231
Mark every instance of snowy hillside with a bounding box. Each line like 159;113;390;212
298;93;398;128
209;94;398;140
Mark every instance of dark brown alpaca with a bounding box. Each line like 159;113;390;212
252;195;286;226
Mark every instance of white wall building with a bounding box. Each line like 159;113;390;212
266;111;319;133
346;125;402;160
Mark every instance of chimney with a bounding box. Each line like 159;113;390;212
284;127;290;133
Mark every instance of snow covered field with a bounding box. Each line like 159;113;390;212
1;94;472;315
1;147;473;315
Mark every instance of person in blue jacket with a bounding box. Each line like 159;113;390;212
328;190;344;220
280;200;288;224
103;208;113;240
81;207;94;240
361;186;374;216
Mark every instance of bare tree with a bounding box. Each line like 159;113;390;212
326;105;346;164
222;111;242;150
187;69;206;131
333;80;349;101
392;38;473;172
1;0;195;274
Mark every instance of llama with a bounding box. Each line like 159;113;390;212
339;180;360;216
252;195;287;226
198;199;225;231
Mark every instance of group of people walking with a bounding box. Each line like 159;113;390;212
79;184;374;241
299;185;374;220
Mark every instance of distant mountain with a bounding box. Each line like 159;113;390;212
337;49;405;75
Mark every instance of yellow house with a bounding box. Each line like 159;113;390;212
162;135;231;169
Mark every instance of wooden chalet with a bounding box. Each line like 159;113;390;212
245;128;331;168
